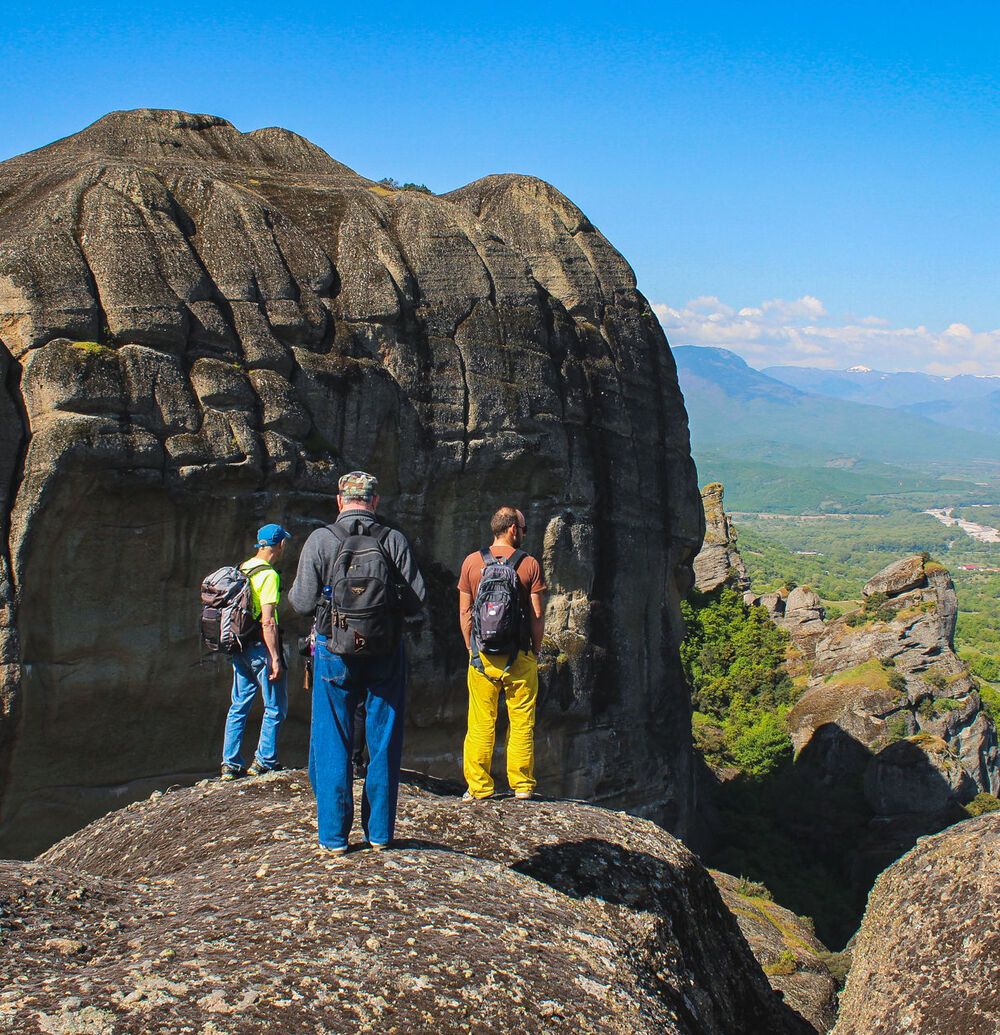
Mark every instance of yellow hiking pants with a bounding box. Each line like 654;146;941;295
464;650;538;798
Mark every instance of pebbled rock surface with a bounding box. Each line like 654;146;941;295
692;483;749;594
0;772;812;1034
833;812;1000;1035
711;872;838;1033
0;109;704;856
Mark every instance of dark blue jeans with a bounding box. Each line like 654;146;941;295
309;636;407;849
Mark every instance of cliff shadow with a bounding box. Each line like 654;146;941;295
696;722;967;949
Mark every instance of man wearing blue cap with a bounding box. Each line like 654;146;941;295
220;523;292;780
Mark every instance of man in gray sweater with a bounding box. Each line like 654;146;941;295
288;471;425;855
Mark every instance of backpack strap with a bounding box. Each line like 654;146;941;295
509;549;528;572
320;520;401;602
241;561;274;578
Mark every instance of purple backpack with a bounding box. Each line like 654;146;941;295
200;562;270;654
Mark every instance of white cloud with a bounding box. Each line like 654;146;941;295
653;296;1000;376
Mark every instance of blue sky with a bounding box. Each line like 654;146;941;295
4;2;998;373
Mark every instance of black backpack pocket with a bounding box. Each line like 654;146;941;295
328;604;399;656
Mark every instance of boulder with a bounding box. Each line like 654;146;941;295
692;483;750;593
834;813;1000;1034
861;554;926;599
711;872;838;1033
0;110;705;856
0;773;813;1034
778;587;826;660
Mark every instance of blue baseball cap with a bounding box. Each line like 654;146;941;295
256;523;291;547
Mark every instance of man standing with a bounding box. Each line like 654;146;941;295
458;507;546;801
289;472;425;855
221;523;291;780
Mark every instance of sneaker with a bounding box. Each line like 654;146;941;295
368;842;389;852
461;790;493;804
317;844;349;857
220;764;242;782
514;790;535;800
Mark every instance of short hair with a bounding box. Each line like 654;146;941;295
490;506;520;537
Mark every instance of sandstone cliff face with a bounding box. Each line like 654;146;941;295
0;772;813;1034
692;483;749;593
833;812;1000;1035
0;110;704;856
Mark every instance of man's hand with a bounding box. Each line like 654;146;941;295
269;654;282;682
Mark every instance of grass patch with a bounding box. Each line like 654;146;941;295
964;793;1000;817
823;659;894;692
764;949;798;977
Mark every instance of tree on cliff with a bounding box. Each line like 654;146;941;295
681;588;795;777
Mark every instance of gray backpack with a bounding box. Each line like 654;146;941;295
323;522;402;656
200;562;270;653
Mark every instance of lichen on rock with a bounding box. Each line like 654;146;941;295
0;773;813;1034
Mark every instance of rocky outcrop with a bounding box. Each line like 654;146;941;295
833;812;1000;1035
693;483;749;593
0;110;704;855
782;555;999;905
788;555;998;813
712;873;838;1033
0;772;812;1034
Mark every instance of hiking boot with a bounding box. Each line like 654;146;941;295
247;760;282;777
317;844;349;858
368;842;389;852
461;790;493;804
220;764;242;781
514;790;535;800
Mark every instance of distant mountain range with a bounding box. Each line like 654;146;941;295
674;349;1000;515
762;364;1000;435
674;346;1000;485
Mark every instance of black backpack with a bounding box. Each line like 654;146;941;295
200;562;271;654
471;549;527;668
324;521;401;656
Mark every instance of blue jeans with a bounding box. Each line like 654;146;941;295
222;641;288;770
309;636;407;849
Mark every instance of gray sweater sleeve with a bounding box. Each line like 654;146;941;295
287;528;329;616
386;530;426;616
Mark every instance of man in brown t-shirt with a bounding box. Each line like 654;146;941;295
457;506;546;801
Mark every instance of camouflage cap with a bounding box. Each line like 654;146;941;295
338;470;379;499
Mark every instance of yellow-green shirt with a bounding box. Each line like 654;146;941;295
241;558;280;623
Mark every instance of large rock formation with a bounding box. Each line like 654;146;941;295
692;482;749;593
780;554;999;912
0;772;813;1033
0;110;704;856
690;509;999;946
833;812;1000;1035
788;555;999;817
